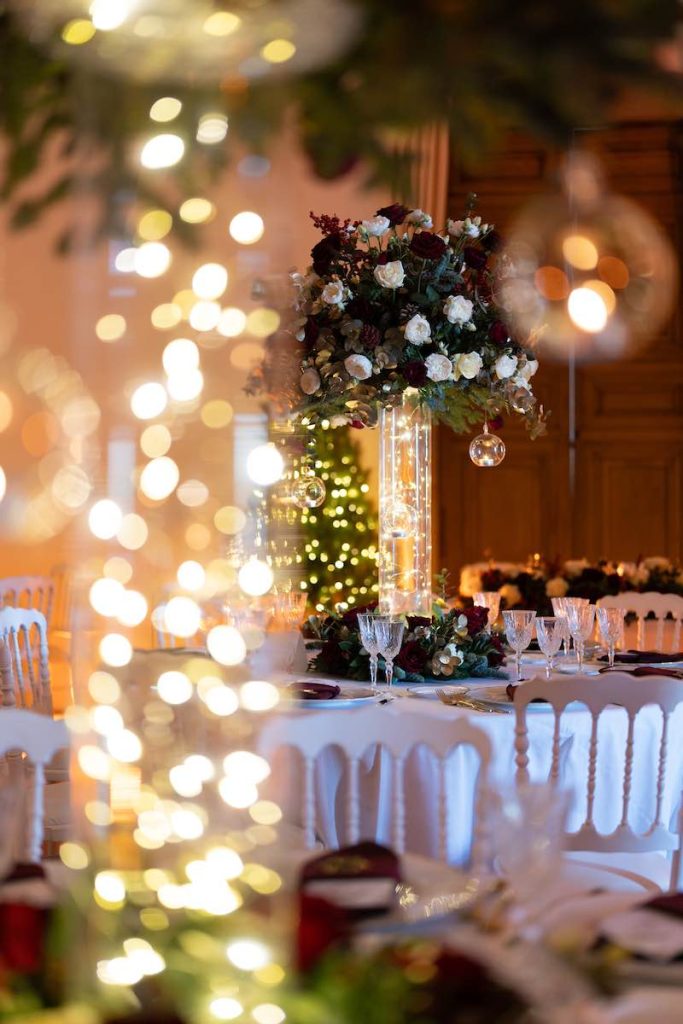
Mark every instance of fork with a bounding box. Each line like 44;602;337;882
434;689;508;714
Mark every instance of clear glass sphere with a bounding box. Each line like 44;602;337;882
294;475;326;509
382;501;419;539
469;430;506;468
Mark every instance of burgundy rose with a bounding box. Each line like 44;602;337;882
359;323;382;349
410;231;447;261
311;233;342;275
303;316;319;349
340;602;377;629
488;414;504;431
402;360;428;387
297;894;349;973
315;639;349;676
482;229;503;252
0;903;48;973
395;641;429;675
488;633;505;667
463;245;487;270
346;296;378;323
376;203;410;226
481;569;504;591
375;251;390;265
406;615;431;632
489;320;508;345
464;605;488;636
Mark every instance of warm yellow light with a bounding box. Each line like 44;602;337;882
197;114;229;145
96;313;126;342
177;560;206;591
167;369;204;402
0;393;12;433
97;958;143;986
214;505;246;534
250;800;282;825
88;670;121;704
134;242;172;278
151;303;182;330
108;729;142;763
78;745;111;781
584;278;617;316
217;307;246;338
163;338;199;375
179;198;215;224
562;234;599;271
240;680;280;712
177;479;209;507
238;558;274;597
88;498;123;540
172;289;197;317
99;633;133;667
246;443;284;485
203;11;241;36
61;19;96;45
157;670;193;704
218;777;258;809
253;1005;286;1024
247;308;280;338
86;800;113;826
229;211;264;245
223;751;270;784
169;764;202;797
60;841;90;870
141;424;172;458
131;381;168;420
203;684;239;717
207;626;247;666
91;705;124;737
567;286;609;333
90;0;130;31
117;512;148;550
140;134;185;170
226;939;270;971
150;97;182;123
115;247;137;273
140;457;179;500
201;399;234;428
189;301;221;332
138;209;173;241
260;39;296;63
210;998;243;1021
206;846;242;877
186;523;212;551
192;263;229;300
95;871;126;903
104;556;132;583
164;596;201;638
118;590;148;627
89;577;125;617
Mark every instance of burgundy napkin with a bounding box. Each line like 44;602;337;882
505;683;548;704
600;650;683;664
645;893;683;919
300;841;402;885
599;665;683;678
286;681;341;701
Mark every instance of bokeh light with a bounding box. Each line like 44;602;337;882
140;134;185;170
229;211;264;245
131;382;168;420
162;338;199;375
179;198;216;224
207;626;247;666
96;314;127;342
246;444;284;485
192;263;229;300
261;39;296;63
140;457;180;501
134;242;172;278
197;114;228;145
238;559;274;597
203;11;241;35
138;210;173;241
150;97;182;122
88;499;123;540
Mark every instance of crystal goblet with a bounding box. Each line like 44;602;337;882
374;618;405;690
535;616;565;678
596;606;625;668
502;609;536;682
473;591;501;632
358;613;385;692
550;597;571;656
565;603;596;672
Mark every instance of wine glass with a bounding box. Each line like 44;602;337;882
473;591;501;632
565;603;596;672
535;616;564;678
502;610;536;682
596;606;625;668
358;613;384;692
550;597;571;656
375;618;405;690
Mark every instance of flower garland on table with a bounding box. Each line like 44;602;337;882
248;202;546;437
307;605;505;683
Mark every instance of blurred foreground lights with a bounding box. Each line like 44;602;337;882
157;670;193;705
134;242;172;278
192;263;228;300
123;939;165;976
107;729;143;763
202;684;239;717
238;558;274;597
207;846;242;877
61;19;96;45
261;39;296;63
151;303;182;329
60;842;90;870
167;368;204;402
499;151;676;361
218;777;258;809
218;307;247;337
90;577;125;617
177;479;209;507
207;625;247;666
90;0;130;31
210;998;243;1021
177;560;206;591
89;499;122;540
247;308;280;337
131;381;168;420
246;443;284;486
150;97;182;122
78;745;111;781
88;670;121;704
99;632;133;667
141;424;172;457
169;764;202;798
162;338;199;375
140;456;179;500
95;871;126;904
117;512;149;550
164;596;201;638
229;211;264;245
203;11;241;35
240;680;279;712
96;313;126;342
91;705;124;736
179;197;215;224
0;468;5;504
224;751;270;784
138;209;173;241
140;134;185;170
115;247;137;273
197;114;228;145
97;958;142;987
118;590;148;627
189;301;221;332
202;400;234;429
253;1006;285;1024
226;939;270;971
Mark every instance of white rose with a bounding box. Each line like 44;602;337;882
374;260;405;289
404;313;432;345
344;354;373;380
300;368;321;395
447;219;465;237
459;566;482;598
499;583;522;608
407;209;433;228
494;353;518;379
425;353;453;382
463;217;480;238
362;215;390;237
642;556;671;571
564;559;590;578
443;294;474;325
456;351;483;379
517;358;539;382
321;280;346;305
545;577;569;598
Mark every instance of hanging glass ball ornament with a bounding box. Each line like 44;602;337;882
382;501;419;539
469;423;506;468
294;474;327;509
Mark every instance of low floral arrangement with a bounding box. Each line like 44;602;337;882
248;201;546;436
307;604;505;682
459;555;683;616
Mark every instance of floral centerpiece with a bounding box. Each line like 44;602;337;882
307;605;505;683
249;201;545;435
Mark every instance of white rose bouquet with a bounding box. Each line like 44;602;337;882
248;201;545;435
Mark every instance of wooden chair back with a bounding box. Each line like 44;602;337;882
0;576;55;626
597;592;683;652
0;608;52;714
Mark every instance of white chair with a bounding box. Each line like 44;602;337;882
0;576;55;626
0;608;52;714
514;672;683;890
258;705;492;865
597;592;683;653
0;709;69;863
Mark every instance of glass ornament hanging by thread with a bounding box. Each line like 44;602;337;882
469;422;506;468
294;473;326;509
382;499;419;540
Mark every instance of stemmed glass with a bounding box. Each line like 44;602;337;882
535;616;564;678
473;591;501;632
374;618;405;690
502;610;536;682
597;606;625;668
550;597;571;656
565;603;596;672
358;613;384;692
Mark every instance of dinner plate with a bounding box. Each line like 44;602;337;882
286;686;379;709
404;685;469;701
468;683;585;712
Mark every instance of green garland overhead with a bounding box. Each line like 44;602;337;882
0;1;679;248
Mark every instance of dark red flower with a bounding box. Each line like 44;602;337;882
463;245;487;270
296;894;349;973
489;320;508;345
376;203;410;226
346;296;378;322
359;323;382;349
483;229;503;252
481;569;505;591
0;903;48;973
410;231;447;260
402;360;428;386
488;633;505;667
350;418;365;429
375;251;390;265
488;414;504;431
464;605;488;636
395;641;429;675
311;233;342;275
303;316;319;349
406;615;431;632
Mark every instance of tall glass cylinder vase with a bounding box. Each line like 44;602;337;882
378;389;432;616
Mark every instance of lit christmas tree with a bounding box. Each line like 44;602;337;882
301;424;379;613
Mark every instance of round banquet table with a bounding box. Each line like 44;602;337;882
263;663;683;868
